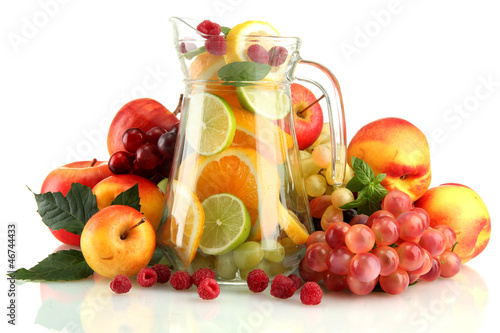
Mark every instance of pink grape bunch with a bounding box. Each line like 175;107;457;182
300;189;461;295
108;125;179;180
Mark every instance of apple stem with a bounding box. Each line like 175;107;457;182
89;158;97;167
173;94;183;116
297;94;325;117
121;217;147;240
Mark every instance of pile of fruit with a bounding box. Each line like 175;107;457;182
9;18;492;307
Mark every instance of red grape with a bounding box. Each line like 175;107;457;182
132;160;157;179
372;245;399;276
326;246;353;275
419;228;446;257
146;126;168;145
349;214;369;226
108;151;134;174
408;249;432;276
350;253;381;282
306;230;327;248
379;267;409;295
345;224;375;254
396;241;425;271
397;211;426;242
325;221;350;249
419;257;441;282
366;210;395;228
305;242;331;272
371;215;399;246
156;157;173;178
433;225;457;251
381;189;413;217
322;271;347;292
298;257;323;282
437;251;461;278
411;207;430;229
122;128;147;153
157;131;178;158
136;143;162;170
346;271;377;295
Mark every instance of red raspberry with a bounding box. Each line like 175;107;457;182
197;20;222;36
300;281;323;305
205;35;227;56
197;278;220;300
268;46;288;67
288;273;303;290
246;269;269;293
110;275;132;294
270;274;296;299
192;268;216;287
170;271;193;290
247;44;269;64
152;264;171;284
137;267;158;288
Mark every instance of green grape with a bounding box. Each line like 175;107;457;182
215;252;238;280
331;187;354;208
261;239;285;263
305;174;327;197
189;252;215;274
232;241;264;269
300;151;322;178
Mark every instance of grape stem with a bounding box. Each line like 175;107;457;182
121;217;147;240
173;94;183;116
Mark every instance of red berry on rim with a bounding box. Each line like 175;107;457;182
300;281;323;305
170;271;193;290
205;35;227;56
268;46;288;66
152;264;171;284
192;268;216;287
270;274;296;299
137;267;158;287
247;44;269;64
197;20;221;36
110;275;132;294
247;269;269;293
197;278;220;300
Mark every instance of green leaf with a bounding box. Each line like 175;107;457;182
221;26;231;35
32;183;98;235
340;195;368;210
182;45;206;60
111;183;141;211
351;157;374;186
345;176;365;193
7;249;93;281
373;173;386;185
217;61;271;83
371;184;389;204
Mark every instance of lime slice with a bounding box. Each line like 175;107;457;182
185;92;236;156
199;193;251;255
236;86;291;120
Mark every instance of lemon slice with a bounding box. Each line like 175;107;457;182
236;86;291;120
277;204;309;245
199;193;251;255
185;92;236;156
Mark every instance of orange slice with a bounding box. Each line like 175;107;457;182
161;181;205;269
277;204;309;245
189;52;226;81
230;105;293;164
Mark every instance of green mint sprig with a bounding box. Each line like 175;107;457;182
340;157;388;215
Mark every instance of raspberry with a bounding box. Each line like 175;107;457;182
137;267;158;288
180;41;197;54
205;35;227;56
197;278;220;300
192;268;216;287
152;264;171;284
247;44;269;64
288;273;303;290
270;274;296;299
170;271;193;290
197;20;222;36
268;46;288;67
247;269;269;293
300;281;323;305
110;275;132;294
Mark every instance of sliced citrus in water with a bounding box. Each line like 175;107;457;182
183;147;280;241
163;181;205;268
277;204;309;245
231;105;293;164
199;193;251;255
190;52;227;81
185;92;236;156
236;85;291;120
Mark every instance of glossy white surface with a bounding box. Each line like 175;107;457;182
1;1;499;332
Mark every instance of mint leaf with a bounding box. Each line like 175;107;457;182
182;46;206;60
32;183;98;235
221;26;231;35
373;173;386;185
351;156;374;185
345;175;365;193
7;249;93;281
371;184;389;204
217;61;271;83
340;195;367;210
111;183;141;211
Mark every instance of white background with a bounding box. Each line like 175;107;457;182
1;0;499;332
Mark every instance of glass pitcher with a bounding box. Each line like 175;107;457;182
157;17;347;282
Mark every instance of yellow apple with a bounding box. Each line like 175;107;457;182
81;205;156;278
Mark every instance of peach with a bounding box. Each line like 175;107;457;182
92;174;165;230
415;184;491;264
347;117;431;202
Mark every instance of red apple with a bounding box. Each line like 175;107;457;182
107;98;179;155
40;159;114;246
291;83;324;150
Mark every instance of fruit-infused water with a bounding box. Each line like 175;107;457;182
157;17;347;283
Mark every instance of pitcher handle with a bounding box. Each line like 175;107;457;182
294;59;347;186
